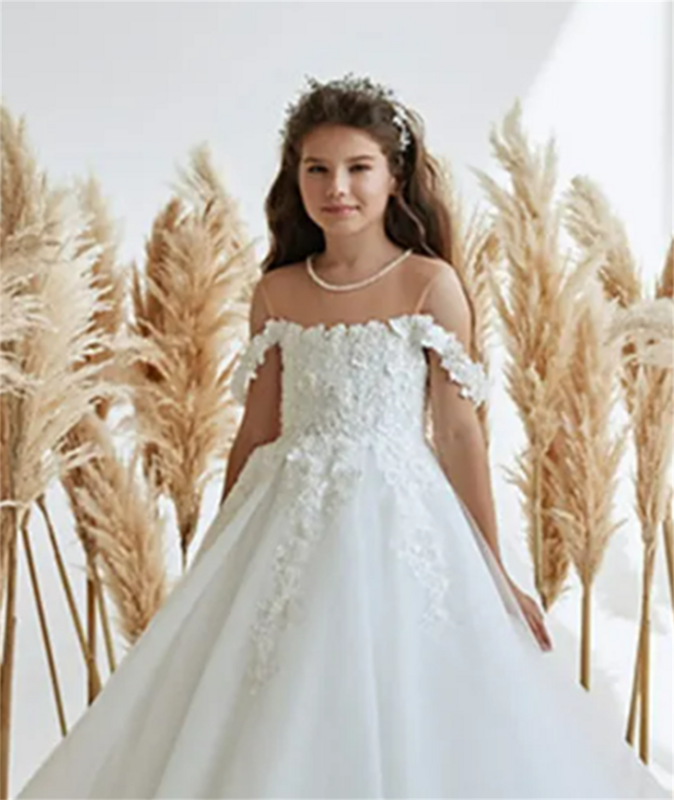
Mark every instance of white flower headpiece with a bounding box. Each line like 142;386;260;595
281;73;412;153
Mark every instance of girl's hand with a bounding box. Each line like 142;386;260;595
506;578;553;652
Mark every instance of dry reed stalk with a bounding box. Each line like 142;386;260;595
472;100;605;609
0;390;20;800
19;512;68;735
654;243;674;616
65;415;169;647
32;494;103;696
627;360;673;762
664;490;674;615
79;549;118;676
0;109;47;799
564;177;643;409
0;105;118;797
44;465;120;684
0;276;40;619
123;143;259;569
608;293;674;612
566;180;674;762
0;510;18;800
0;401;10;619
543;281;628;688
59;174;126;698
0;104;51;623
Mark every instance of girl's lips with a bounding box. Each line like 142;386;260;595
324;206;357;214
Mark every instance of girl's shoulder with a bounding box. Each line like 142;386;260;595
258;253;450;288
260;260;305;282
255;253;455;318
255;262;305;319
405;253;454;283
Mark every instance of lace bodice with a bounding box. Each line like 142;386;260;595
231;312;487;443
224;312;489;694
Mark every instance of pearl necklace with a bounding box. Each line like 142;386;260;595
306;249;413;293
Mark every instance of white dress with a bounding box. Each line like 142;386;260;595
18;313;669;799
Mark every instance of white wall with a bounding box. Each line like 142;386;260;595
3;1;671;796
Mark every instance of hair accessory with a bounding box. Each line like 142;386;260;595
281;72;412;153
391;103;411;151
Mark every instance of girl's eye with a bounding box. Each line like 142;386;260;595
307;165;370;174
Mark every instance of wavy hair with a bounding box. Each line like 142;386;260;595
260;75;476;347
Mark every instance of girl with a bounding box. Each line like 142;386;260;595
19;73;668;799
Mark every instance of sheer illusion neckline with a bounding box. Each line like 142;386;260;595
259;312;435;338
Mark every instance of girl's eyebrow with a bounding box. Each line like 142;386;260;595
302;154;376;164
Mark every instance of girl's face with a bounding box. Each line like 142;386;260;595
297;124;397;235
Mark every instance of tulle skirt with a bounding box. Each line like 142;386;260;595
18;441;669;798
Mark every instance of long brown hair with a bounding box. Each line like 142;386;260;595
260;75;477;350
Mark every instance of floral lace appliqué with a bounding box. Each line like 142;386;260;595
416;315;489;407
230;319;286;405
247;434;365;695
227;313;487;695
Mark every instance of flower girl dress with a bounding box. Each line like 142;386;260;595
18;253;669;799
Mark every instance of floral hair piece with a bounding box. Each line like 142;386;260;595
280;72;412;153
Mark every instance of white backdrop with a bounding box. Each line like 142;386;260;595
3;1;672;796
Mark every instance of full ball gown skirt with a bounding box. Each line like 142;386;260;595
18;313;669;799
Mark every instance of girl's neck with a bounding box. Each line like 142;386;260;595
317;233;405;273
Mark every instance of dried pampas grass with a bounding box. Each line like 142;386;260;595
626;356;673;761
119;143;259;568
543;281;628;688
565;177;643;309
59;174;127;700
0;272;45;396
471;99;607;610
609;297;674;370
67;416;169;648
566;177;673;763
0;104;120;796
565;176;644;417
52;173;169;697
1;190;119;518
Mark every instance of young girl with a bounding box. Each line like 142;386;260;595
19;74;668;799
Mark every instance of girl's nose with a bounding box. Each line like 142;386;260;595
328;168;350;194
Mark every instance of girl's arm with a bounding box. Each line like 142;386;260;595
421;265;507;574
422;265;553;651
220;277;282;505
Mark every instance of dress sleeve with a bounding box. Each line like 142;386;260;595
412;314;489;409
230;319;286;406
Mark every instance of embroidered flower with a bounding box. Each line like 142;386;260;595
230;319;286;405
411;315;489;408
225;313;485;695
